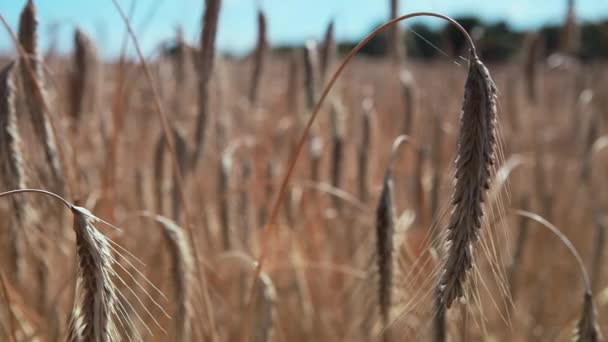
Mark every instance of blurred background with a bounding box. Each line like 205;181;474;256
2;1;608;341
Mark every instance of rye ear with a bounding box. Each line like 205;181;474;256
435;56;498;310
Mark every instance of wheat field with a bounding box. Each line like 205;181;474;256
0;0;606;341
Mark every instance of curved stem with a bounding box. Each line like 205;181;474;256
263;12;477;254
246;14;477;340
514;210;592;294
0;189;72;209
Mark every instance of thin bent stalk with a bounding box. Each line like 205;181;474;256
250;14;480;310
515;210;601;342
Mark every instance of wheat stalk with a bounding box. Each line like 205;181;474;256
319;20;336;83
253;273;277;342
69;28;99;125
171;126;189;221
154;215;194;342
69;206;119;342
258;160;276;228
0;61;31;280
249;9;267;106
515;211;602;342
387;0;405;64
17;0;66;196
303;41;319;111
573;292;602;342
329;100;345;210
375;139;399;342
154;132;167;215
413;147;428;227
522;32;542;105
430;106;444;240
218;148;232;250
399;69;415;135
507;195;530;301
192;0;222;170
436;55;498;310
287;50;300;114
561;0;580;55
238;159;253;250
374;135;413;342
590;212;606;294
0;189;165;341
169;28;191;117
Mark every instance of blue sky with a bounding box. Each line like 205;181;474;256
1;0;608;58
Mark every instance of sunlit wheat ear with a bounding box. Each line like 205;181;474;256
436;56;498;310
67;307;84;342
254;272;277;342
0;62;32;279
18;0;65;196
573;292;602;342
69;205;120;342
192;0;221;170
70;28;99;124
303;40;319;110
155;215;193;342
248;8;267;106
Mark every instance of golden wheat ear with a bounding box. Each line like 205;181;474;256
436;55;498;311
70;205;120;342
149;215;194;342
17;0;66;196
0;61;32;280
